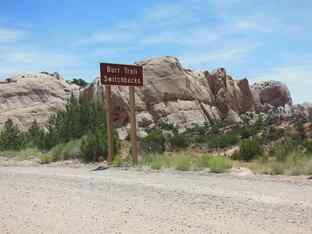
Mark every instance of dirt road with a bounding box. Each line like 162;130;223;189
0;167;311;234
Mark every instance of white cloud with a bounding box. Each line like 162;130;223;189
252;60;312;103
0;27;24;42
181;46;253;68
4;52;35;63
75;2;203;47
253;62;312;84
141;28;219;46
233;20;264;31
146;4;184;21
75;31;136;46
0;47;80;78
230;16;304;34
143;2;200;27
0;25;83;79
76;1;286;51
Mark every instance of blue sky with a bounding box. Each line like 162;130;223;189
0;0;311;103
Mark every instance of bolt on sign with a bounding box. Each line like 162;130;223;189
100;63;144;165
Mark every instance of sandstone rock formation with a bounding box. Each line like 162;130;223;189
82;56;299;137
0;73;80;130
0;56;309;136
252;81;292;108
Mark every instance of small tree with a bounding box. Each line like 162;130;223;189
169;132;189;150
141;129;166;154
255;114;264;130
81;134;101;162
80;125;119;162
0;119;24;150
239;127;257;139
68;78;88;87
294;120;306;143
27;120;46;149
239;137;263;161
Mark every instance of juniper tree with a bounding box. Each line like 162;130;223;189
0;119;24;150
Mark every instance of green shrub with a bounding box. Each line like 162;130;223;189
270;137;297;161
259;150;312;176
304;160;312;175
239;127;257;139
183;122;210;142
254;114;264;130
173;155;192;171
169;133;189;150
270;162;285;175
26;97;115;152
112;155;122;167
68;78;89;87
40;154;52;164
283;151;308;175
206;133;240;149
0;119;25;151
249;151;312;176
143;153;172;169
150;160;163;170
239;138;263;161
304;139;312;153
231;150;241;161
141;129;166;154
80;134;104;162
62;139;82;160
252;151;310;176
294;120;306;143
141;153;156;164
26;120;46;149
0;98;119;155
158;122;177;131
207;156;233;173
80;123;119;163
196;154;212;169
49;144;65;162
196;155;232;173
263;127;285;143
287;166;304;176
45;139;82;162
143;153;232;173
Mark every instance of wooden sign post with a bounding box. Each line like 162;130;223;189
105;85;113;163
129;86;138;164
100;63;143;164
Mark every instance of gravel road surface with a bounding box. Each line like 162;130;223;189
0;167;311;234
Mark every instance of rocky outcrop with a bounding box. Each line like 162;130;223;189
0;73;79;130
206;68;255;116
82;57;216;130
83;56;296;136
0;56;306;135
252;81;292;108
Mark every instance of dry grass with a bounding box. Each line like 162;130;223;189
241;152;312;176
142;152;233;173
0;148;43;161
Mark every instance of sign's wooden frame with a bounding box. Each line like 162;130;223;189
100;63;143;164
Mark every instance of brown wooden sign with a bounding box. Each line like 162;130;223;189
100;62;142;165
100;63;143;86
